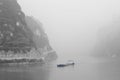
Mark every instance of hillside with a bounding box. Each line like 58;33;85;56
0;0;57;62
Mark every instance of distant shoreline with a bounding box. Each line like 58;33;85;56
0;58;45;64
0;50;57;64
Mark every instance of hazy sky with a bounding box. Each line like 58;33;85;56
18;0;120;58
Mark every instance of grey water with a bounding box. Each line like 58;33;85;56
0;56;120;80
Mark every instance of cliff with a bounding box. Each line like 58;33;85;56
0;0;57;61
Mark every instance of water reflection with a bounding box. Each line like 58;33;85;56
0;64;51;80
49;57;120;80
0;58;120;80
96;60;120;80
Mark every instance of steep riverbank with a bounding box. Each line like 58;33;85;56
0;49;57;64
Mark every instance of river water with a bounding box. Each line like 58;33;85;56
0;56;120;80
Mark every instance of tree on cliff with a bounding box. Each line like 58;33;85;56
25;16;52;51
0;0;36;53
0;0;53;54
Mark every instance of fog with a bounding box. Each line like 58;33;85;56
18;0;120;59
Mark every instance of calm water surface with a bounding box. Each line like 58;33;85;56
0;57;120;80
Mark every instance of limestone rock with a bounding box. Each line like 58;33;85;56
0;0;36;53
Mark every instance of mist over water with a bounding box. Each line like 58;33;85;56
18;0;120;59
0;0;119;80
93;19;120;57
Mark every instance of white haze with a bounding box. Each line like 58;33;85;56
18;0;120;59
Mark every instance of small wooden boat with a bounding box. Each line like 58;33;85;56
57;64;67;67
57;61;75;67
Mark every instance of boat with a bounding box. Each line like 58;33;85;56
57;64;67;67
57;60;75;67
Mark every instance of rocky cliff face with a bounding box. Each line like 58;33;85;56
25;16;52;51
0;0;52;55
